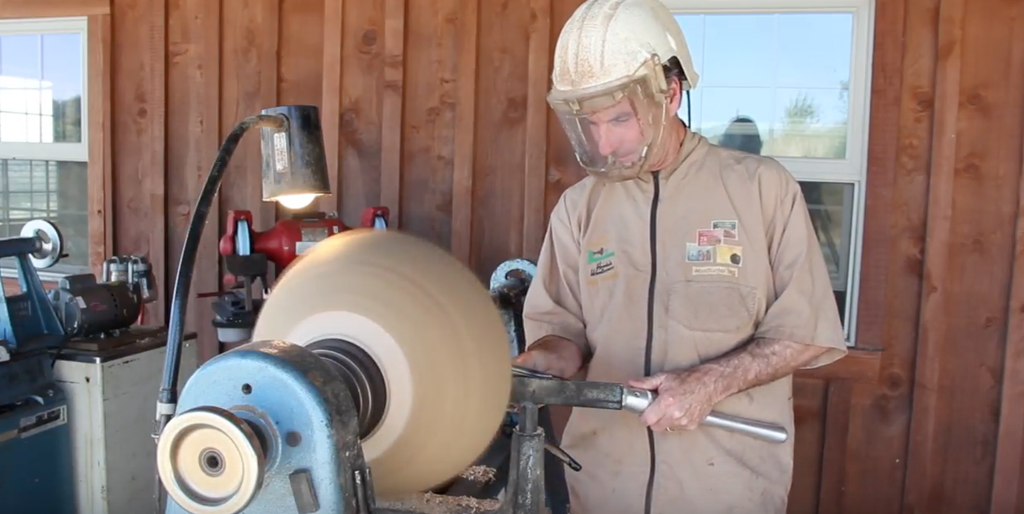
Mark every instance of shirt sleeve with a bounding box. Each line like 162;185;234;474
754;161;848;369
521;194;591;360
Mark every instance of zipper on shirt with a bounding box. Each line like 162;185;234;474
643;171;660;514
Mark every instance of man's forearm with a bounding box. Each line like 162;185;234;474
695;338;828;400
521;335;587;378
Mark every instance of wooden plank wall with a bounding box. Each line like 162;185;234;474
843;0;1024;512
97;0;586;362
4;0;1024;512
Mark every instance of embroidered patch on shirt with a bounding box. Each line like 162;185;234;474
692;265;738;277
715;244;743;266
696;228;724;246
586;246;617;279
712;220;739;240
688;220;742;274
686;242;714;263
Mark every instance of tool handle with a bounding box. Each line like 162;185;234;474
621;387;789;444
702;412;789;443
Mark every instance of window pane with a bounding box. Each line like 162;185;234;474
7;159;30;189
0;34;39;81
0;159;89;267
673;12;853;160
798;181;855;326
43;33;83;143
0;32;83;144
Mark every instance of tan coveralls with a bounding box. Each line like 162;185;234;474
522;129;848;514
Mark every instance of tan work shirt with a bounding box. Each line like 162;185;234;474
522;129;847;514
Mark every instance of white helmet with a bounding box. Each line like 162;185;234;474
548;0;699;181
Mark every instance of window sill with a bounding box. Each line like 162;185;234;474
796;348;881;383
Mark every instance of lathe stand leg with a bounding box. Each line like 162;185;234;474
501;402;546;514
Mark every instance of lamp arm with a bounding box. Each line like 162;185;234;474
154;113;286;439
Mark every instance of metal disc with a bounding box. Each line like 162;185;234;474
251;229;512;497
156;406;266;514
19;219;63;269
488;258;537;291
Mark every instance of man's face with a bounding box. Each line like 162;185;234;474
554;77;683;174
578;98;647;166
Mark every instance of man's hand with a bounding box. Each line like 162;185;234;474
626;338;831;432
512;335;586;379
627;368;725;432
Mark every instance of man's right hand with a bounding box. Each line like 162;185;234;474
512;335;586;379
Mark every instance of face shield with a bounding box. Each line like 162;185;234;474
547;57;671;181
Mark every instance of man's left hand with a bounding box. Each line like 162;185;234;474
626;369;725;432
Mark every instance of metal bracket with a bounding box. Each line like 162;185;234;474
488;259;538;359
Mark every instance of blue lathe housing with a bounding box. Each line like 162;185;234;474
0;220;76;514
158;340;375;514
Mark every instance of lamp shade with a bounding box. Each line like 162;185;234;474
259;105;332;207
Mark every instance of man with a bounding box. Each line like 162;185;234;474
513;0;848;513
719;115;765;156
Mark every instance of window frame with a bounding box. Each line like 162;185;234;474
0;16;92;278
0;17;89;161
661;0;876;345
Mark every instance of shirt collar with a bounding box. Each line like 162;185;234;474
636;126;706;183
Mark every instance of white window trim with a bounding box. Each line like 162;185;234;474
0;16;89;162
661;0;875;346
0;17;91;278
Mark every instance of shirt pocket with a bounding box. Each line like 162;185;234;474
668;280;759;332
665;280;759;364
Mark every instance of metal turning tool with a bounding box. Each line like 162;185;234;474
510;366;789;443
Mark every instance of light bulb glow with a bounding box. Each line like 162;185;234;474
276;193;317;210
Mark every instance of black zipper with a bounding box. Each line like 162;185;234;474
643;171;660;514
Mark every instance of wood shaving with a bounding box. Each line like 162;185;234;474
458;465;496;483
377;492;501;513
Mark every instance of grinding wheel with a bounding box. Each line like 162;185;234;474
251;229;512;497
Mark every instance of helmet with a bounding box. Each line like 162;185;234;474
548;0;699;181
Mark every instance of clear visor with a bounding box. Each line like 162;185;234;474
548;71;668;175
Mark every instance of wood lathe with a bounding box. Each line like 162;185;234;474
153;105;790;514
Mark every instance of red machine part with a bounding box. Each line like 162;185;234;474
218;206;390;288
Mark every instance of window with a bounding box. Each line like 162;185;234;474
0;17;89;277
662;0;875;344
